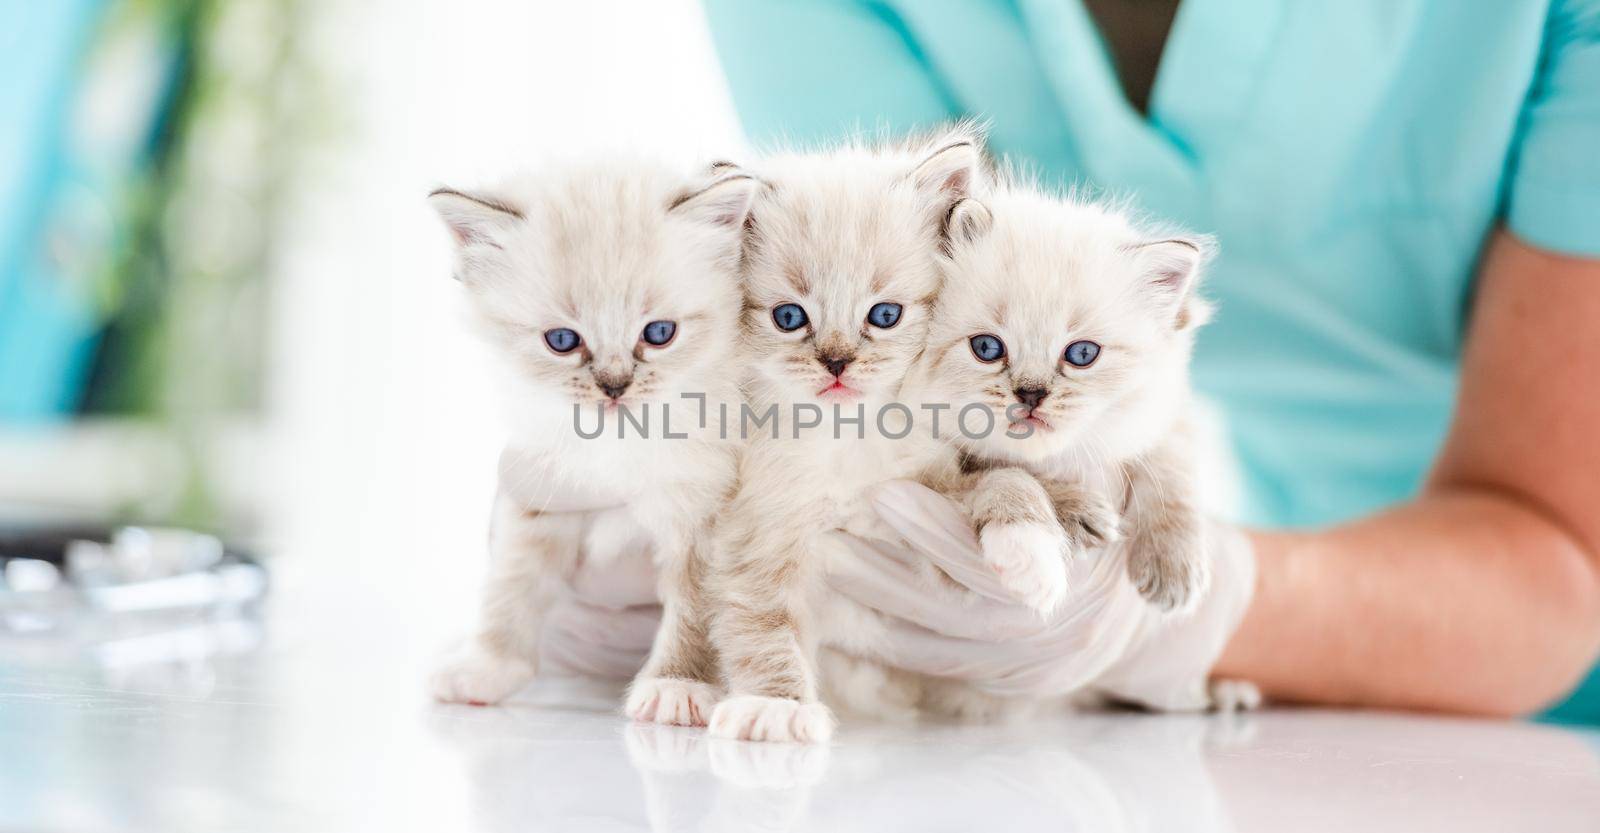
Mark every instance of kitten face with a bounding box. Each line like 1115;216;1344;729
740;135;981;405
924;189;1211;463
430;161;757;412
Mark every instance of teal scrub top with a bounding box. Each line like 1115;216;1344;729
701;0;1600;722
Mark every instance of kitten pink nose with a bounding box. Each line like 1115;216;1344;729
1014;386;1049;410
819;355;852;378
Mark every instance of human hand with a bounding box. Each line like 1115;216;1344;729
826;480;1256;707
536;505;662;679
492;446;666;679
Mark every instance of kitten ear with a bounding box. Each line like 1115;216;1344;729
669;169;761;228
911;136;983;202
1126;236;1215;329
428;187;524;249
946;198;993;246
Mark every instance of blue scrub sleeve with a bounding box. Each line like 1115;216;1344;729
1505;0;1600;257
701;0;960;147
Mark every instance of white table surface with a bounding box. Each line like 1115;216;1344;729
3;569;1598;833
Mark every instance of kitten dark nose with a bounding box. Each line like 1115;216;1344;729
1014;386;1049;411
596;374;632;400
819;355;852;378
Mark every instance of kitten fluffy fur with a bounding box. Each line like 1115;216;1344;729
704;130;983;743
920;179;1215;617
425;136;1235;741
427;159;757;726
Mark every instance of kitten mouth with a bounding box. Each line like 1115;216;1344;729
817;380;860;399
1012;413;1054;432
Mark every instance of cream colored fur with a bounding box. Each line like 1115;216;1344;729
912;179;1215;615
705;130;984;743
426;158;756;726
422;145;1231;739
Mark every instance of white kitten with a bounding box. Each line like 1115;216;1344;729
916;178;1215;617
705;129;983;743
426;158;757;726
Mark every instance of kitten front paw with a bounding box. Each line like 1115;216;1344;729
429;649;536;705
1127;528;1210;612
978;520;1070;615
625;676;720;727
1061;491;1123;554
707;695;835;744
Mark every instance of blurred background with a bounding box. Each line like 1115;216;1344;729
0;0;742;662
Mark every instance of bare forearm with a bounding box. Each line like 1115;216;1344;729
1216;490;1600;716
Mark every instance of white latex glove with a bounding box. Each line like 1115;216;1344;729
826;480;1258;709
535;505;662;680
492;447;665;679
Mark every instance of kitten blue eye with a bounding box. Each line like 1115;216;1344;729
1064;340;1101;367
772;303;809;332
642;320;677;346
544;328;581;354
866;302;902;329
969;334;1005;363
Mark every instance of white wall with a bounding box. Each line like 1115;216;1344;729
266;1;744;628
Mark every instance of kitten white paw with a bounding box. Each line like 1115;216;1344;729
707;695;835;744
429;650;535;705
625;676;720;727
1208;678;1262;712
979;520;1070;615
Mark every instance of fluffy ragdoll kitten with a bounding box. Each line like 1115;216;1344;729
918;180;1215;621
427;159;758;726
705;131;983;743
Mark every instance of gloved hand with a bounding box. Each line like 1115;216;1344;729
535;504;662;679
492;447;663;680
825;480;1258;710
530;479;1257;710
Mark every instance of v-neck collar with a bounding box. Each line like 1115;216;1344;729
1014;0;1283;216
1149;0;1284;168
